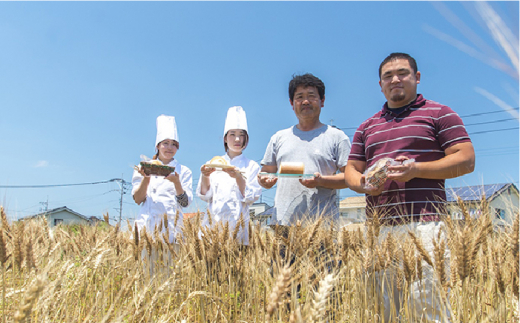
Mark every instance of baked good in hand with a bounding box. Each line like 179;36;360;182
140;160;175;176
279;162;304;175
365;158;391;188
210;156;228;165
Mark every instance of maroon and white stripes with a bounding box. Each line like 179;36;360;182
349;94;471;223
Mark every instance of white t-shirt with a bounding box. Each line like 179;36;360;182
261;124;351;225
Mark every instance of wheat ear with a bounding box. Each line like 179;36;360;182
310;273;336;323
0;229;6;323
266;265;292;321
408;231;434;267
13;275;46;323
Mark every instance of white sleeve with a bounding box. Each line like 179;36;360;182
196;173;213;202
180;166;193;207
131;169;144;196
236;161;262;205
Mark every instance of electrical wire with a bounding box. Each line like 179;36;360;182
468;127;519;135
459;107;519;118
0;179;127;189
464;117;518;126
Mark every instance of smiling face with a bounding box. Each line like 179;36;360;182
379;58;421;108
290;85;325;122
157;139;179;163
224;129;248;156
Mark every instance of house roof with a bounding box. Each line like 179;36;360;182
340;196;366;208
184;212;205;219
252;202;271;208
446;183;518;202
254;206;274;219
25;206;91;222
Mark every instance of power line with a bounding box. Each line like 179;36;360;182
0;178;128;189
464;117;518;126
459;107;519;118
338;107;519;132
468;127;519;135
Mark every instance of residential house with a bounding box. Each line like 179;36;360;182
24;206;92;227
252;206;274;226
339;195;366;227
446;183;519;226
339;183;519;228
250;202;271;218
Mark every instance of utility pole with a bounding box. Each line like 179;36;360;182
39;196;48;212
110;177;129;224
119;177;124;224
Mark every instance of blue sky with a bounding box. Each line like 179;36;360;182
0;1;518;223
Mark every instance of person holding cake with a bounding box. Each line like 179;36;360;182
132;114;193;243
258;73;351;227
197;106;262;245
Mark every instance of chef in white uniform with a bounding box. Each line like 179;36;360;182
132;115;193;243
197;106;262;245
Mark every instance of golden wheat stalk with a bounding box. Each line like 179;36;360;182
13;274;46;323
266;264;292;321
310;273;336;323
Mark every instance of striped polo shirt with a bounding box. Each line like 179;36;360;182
349;94;471;224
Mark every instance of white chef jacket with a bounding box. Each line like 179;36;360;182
197;153;262;245
132;158;193;243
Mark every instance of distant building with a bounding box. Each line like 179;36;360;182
23;206;92;227
446;183;519;227
339;183;519;228
184;212;204;220
252;206;274;226
250;202;271;218
339;195;366;227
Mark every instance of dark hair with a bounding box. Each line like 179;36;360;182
379;53;418;79
153;140;179;159
224;131;249;152
288;73;325;102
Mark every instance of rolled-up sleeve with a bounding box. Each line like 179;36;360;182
180;166;193;207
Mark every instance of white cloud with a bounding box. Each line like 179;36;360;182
34;160;49;168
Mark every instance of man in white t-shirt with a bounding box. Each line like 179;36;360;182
259;73;351;227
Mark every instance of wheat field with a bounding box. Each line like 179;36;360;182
0;198;518;323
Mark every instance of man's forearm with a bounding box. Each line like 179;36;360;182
414;154;475;179
318;173;348;189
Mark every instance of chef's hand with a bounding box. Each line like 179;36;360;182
223;166;241;179
136;166;150;178
299;172;321;188
166;172;181;185
201;165;216;177
258;173;277;189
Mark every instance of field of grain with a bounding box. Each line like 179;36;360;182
0;199;518;323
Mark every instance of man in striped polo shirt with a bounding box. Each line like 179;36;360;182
345;52;475;322
345;52;475;223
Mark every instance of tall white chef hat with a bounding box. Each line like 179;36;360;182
155;115;179;147
223;106;248;137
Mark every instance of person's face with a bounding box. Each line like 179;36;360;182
290;85;324;121
157;139;178;162
225;129;247;154
379;58;421;108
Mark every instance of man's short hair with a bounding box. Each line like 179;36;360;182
379;53;418;79
289;73;325;102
